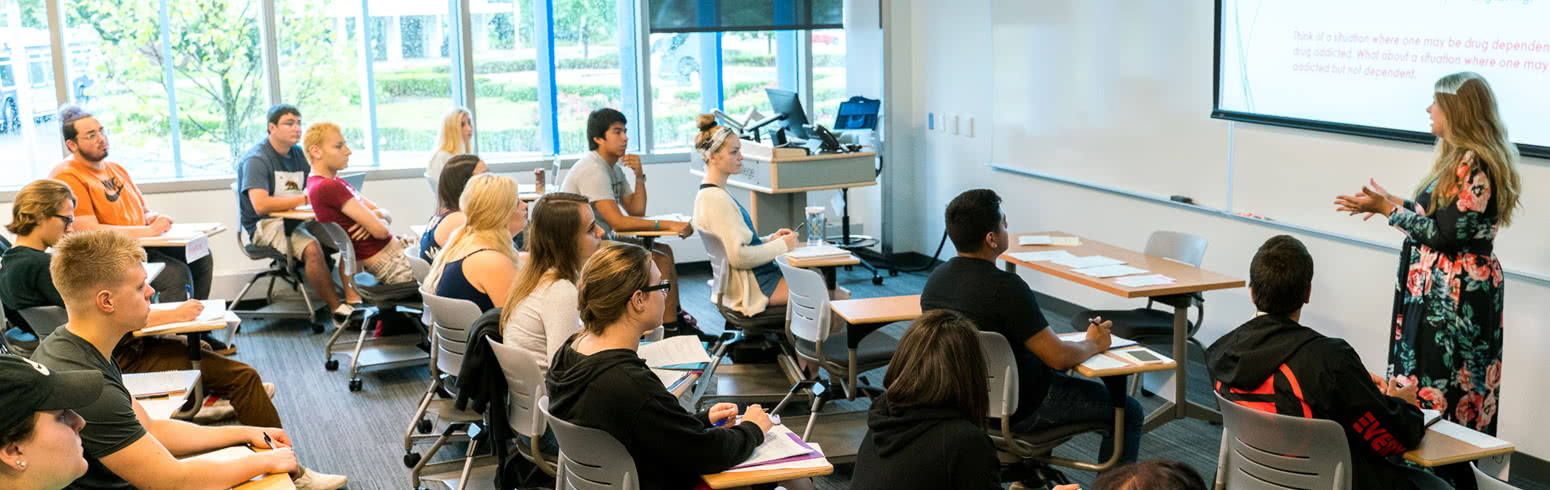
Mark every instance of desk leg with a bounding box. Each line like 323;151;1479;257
1142;305;1222;432
822;266;838;291
184;333;203;371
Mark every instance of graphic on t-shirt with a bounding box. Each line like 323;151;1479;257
100;177;122;202
274;171;305;197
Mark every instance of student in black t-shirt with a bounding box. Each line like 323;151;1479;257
920;189;1141;468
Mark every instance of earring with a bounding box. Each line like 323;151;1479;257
16;460;24;469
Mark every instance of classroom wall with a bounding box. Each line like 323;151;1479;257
884;0;1550;457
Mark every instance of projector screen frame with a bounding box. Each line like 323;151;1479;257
1208;0;1550;160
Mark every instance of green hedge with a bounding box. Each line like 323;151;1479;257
375;72;617;104
426;55;618;76
725;53;844;67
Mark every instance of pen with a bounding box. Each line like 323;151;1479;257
263;431;274;448
185;284;194;301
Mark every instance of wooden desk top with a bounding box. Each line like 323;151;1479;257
830;295;922;324
235;472;295;490
1074;346;1178;378
269;205;315;221
613;229;679;237
783;251;861;268
1000;232;1245;299
133;321;228;337
139;224;228;247
701;459;834;489
1404;419;1515;467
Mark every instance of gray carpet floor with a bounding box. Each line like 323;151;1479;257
221;261;1544;490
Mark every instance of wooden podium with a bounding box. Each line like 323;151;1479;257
690;140;876;235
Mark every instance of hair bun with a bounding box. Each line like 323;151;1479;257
696;113;718;132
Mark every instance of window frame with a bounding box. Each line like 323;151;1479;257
20;0;836;190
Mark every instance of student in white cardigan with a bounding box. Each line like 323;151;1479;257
501;192;605;369
690;114;800;316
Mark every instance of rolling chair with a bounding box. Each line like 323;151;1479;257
488;338;559;479
231;216;322;333
403;291;485;487
775;256;896;439
980;331;1129;477
1070;231;1207;396
1214;392;1352;489
696;227;790;357
691;228;807;409
1474;461;1521;490
538;396;641;490
312;222;428;391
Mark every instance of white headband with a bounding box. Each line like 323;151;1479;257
698;126;736;162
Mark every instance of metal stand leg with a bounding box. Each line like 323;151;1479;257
1143;305;1221;431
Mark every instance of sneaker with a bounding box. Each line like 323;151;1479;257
191;399;235;424
331;304;356;329
292;467;348;490
263;382;276;399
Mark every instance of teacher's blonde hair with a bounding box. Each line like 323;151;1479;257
1422;72;1522;225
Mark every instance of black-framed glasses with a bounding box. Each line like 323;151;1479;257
640;281;671;294
53;214;74;227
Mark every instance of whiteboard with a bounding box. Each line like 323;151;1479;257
991;0;1550;280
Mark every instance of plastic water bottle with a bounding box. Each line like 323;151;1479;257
805;206;826;246
550;154;563;193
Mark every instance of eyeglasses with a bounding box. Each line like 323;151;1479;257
76;128;109;142
53;214;74;227
639;281;671;295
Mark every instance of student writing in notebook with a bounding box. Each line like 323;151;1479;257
1206;235;1443;490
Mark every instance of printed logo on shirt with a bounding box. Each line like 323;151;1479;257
274;171;305;197
1352;412;1406;456
100;176;122;202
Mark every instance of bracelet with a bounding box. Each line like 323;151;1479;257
654;220;660;231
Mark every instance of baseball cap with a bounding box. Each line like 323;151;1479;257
0;355;105;432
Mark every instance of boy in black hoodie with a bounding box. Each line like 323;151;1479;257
1206;235;1447;490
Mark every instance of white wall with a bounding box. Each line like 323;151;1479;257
885;0;1550;457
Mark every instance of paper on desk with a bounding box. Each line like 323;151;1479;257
1072;265;1149;278
139;398;186;420
1110;347;1169;364
730;426;819;469
650;368;688;389
1423;409;1442;427
1080;354;1129;372
1007;250;1077;263
1058;332;1138;349
1115;274;1176;287
162;223;223;239
124;371;192;397
1019;235;1052;246
184;445;257;463
140;300;234;334
1050;255;1125;269
723;443;828;473
638;336;711;368
648;213;693;223
784;245;850;260
1431;420;1511;449
1049;236;1081;246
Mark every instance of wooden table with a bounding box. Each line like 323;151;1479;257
1000;231;1245;431
1405;419;1515;474
139;224;228;248
830;294;920;352
1074;345;1178;378
701;455;834;489
268;206;315;221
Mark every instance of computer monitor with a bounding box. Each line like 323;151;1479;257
764;88;811;140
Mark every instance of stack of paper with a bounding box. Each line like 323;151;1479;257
650;368;690;389
1058;332;1140;349
785;245;850;260
1019;235;1053;246
1115;274;1177;287
140;300;233;334
1007;250;1077;263
1050;255;1125;269
729;425;824;470
1072;265;1149;278
638;336;711;368
648;213;693;223
123;371;193;398
161;223;223;240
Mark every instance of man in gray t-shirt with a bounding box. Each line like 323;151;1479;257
559;108;696;329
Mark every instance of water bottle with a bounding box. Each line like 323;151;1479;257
550;154;563;193
805;206;826;246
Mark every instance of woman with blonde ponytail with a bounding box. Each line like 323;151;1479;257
1335;72;1520;448
426;174;528;311
690;114;799;316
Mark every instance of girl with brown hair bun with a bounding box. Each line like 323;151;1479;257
690;114;800;316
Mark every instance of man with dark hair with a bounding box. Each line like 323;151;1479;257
561;107;696;330
921;188;1142;475
49;105;214;305
1206;235;1443;490
236;104;354;324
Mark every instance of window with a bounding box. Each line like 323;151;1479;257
722;30;789;121
0;0;61;187
552;0;625;155
63;0;179;180
278;0;368;167
648;32;709;150
472;0;542;162
368;0;455;168
166;0;267;179
811;29;846;126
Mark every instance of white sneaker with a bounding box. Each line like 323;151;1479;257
189;400;235;424
263;382;276;399
292;467;348;490
331;304;356;329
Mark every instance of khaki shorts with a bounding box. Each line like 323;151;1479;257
362;237;416;286
252;217;318;259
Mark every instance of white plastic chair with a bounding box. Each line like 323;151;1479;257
488;338;557;476
539;396;640;490
1214;391;1352;489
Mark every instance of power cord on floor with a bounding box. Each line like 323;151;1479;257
891;229;950;274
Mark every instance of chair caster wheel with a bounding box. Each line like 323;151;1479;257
416;419;433;434
324;359;339;371
311;322;324;334
872;276;884;285
348;379;363;392
403;452;422;468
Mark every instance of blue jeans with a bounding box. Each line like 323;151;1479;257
1014;373;1143;464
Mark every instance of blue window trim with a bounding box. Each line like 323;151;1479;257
539;0;561;156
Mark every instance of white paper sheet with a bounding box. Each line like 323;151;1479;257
139;397;186;420
1115;274;1177;287
723;443;829;473
638;336;712;368
1110;347;1170;364
123;371;193;397
1058;332;1139;349
734;425;814;468
1050;255;1125;269
1049;236;1082;246
784;245;851;260
1079;354;1129;372
1431;420;1512;449
1007;250;1077;263
1423;409;1442;426
650;368;688;389
1019;235;1052;246
1072;264;1149;278
648;213;693;223
140;300;231;334
161;222;223;240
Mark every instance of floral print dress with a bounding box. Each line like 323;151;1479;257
1386;152;1505;435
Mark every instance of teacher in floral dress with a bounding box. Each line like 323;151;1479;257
1335;72;1522;442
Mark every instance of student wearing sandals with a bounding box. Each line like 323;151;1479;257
421;155;487;263
690;115;799;317
425;174;528;311
852;309;1000;490
545;243;811;490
